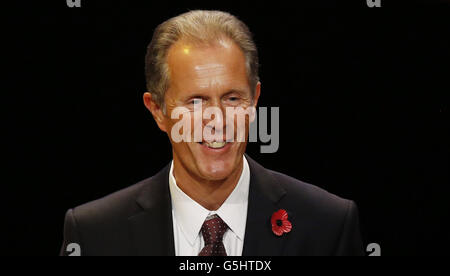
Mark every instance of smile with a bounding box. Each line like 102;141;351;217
198;141;231;149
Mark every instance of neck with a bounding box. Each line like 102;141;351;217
172;156;244;211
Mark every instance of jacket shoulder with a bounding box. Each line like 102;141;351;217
267;169;363;256
71;176;152;226
268;169;353;216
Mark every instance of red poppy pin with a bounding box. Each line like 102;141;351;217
271;209;292;236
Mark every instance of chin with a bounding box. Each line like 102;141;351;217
192;141;242;180
173;141;244;181
197;162;235;181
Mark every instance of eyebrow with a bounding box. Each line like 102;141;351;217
224;89;248;95
183;89;249;101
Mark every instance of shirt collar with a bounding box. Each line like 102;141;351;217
168;156;250;246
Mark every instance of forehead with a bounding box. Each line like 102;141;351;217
166;38;249;92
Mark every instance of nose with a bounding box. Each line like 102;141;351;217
202;99;226;141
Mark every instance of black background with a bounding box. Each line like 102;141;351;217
3;0;449;255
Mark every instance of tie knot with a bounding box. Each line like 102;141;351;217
200;215;228;245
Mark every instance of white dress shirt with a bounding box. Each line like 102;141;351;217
168;156;250;256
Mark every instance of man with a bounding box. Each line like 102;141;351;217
60;10;364;256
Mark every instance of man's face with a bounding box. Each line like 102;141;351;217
152;38;259;181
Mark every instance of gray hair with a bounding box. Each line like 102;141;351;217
145;10;259;107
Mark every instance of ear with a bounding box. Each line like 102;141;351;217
253;81;261;106
143;92;168;133
250;82;261;123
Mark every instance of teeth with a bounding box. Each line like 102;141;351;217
205;141;226;148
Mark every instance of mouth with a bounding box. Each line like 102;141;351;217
198;141;229;149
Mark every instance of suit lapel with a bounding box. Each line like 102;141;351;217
243;155;288;256
127;155;289;256
128;164;175;256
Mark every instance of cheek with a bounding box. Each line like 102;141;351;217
165;111;201;144
164;120;176;142
224;111;251;142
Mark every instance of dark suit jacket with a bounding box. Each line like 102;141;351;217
60;155;365;256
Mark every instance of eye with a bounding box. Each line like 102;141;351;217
189;98;202;105
226;95;242;103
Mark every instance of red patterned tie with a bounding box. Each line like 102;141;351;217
198;215;228;256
